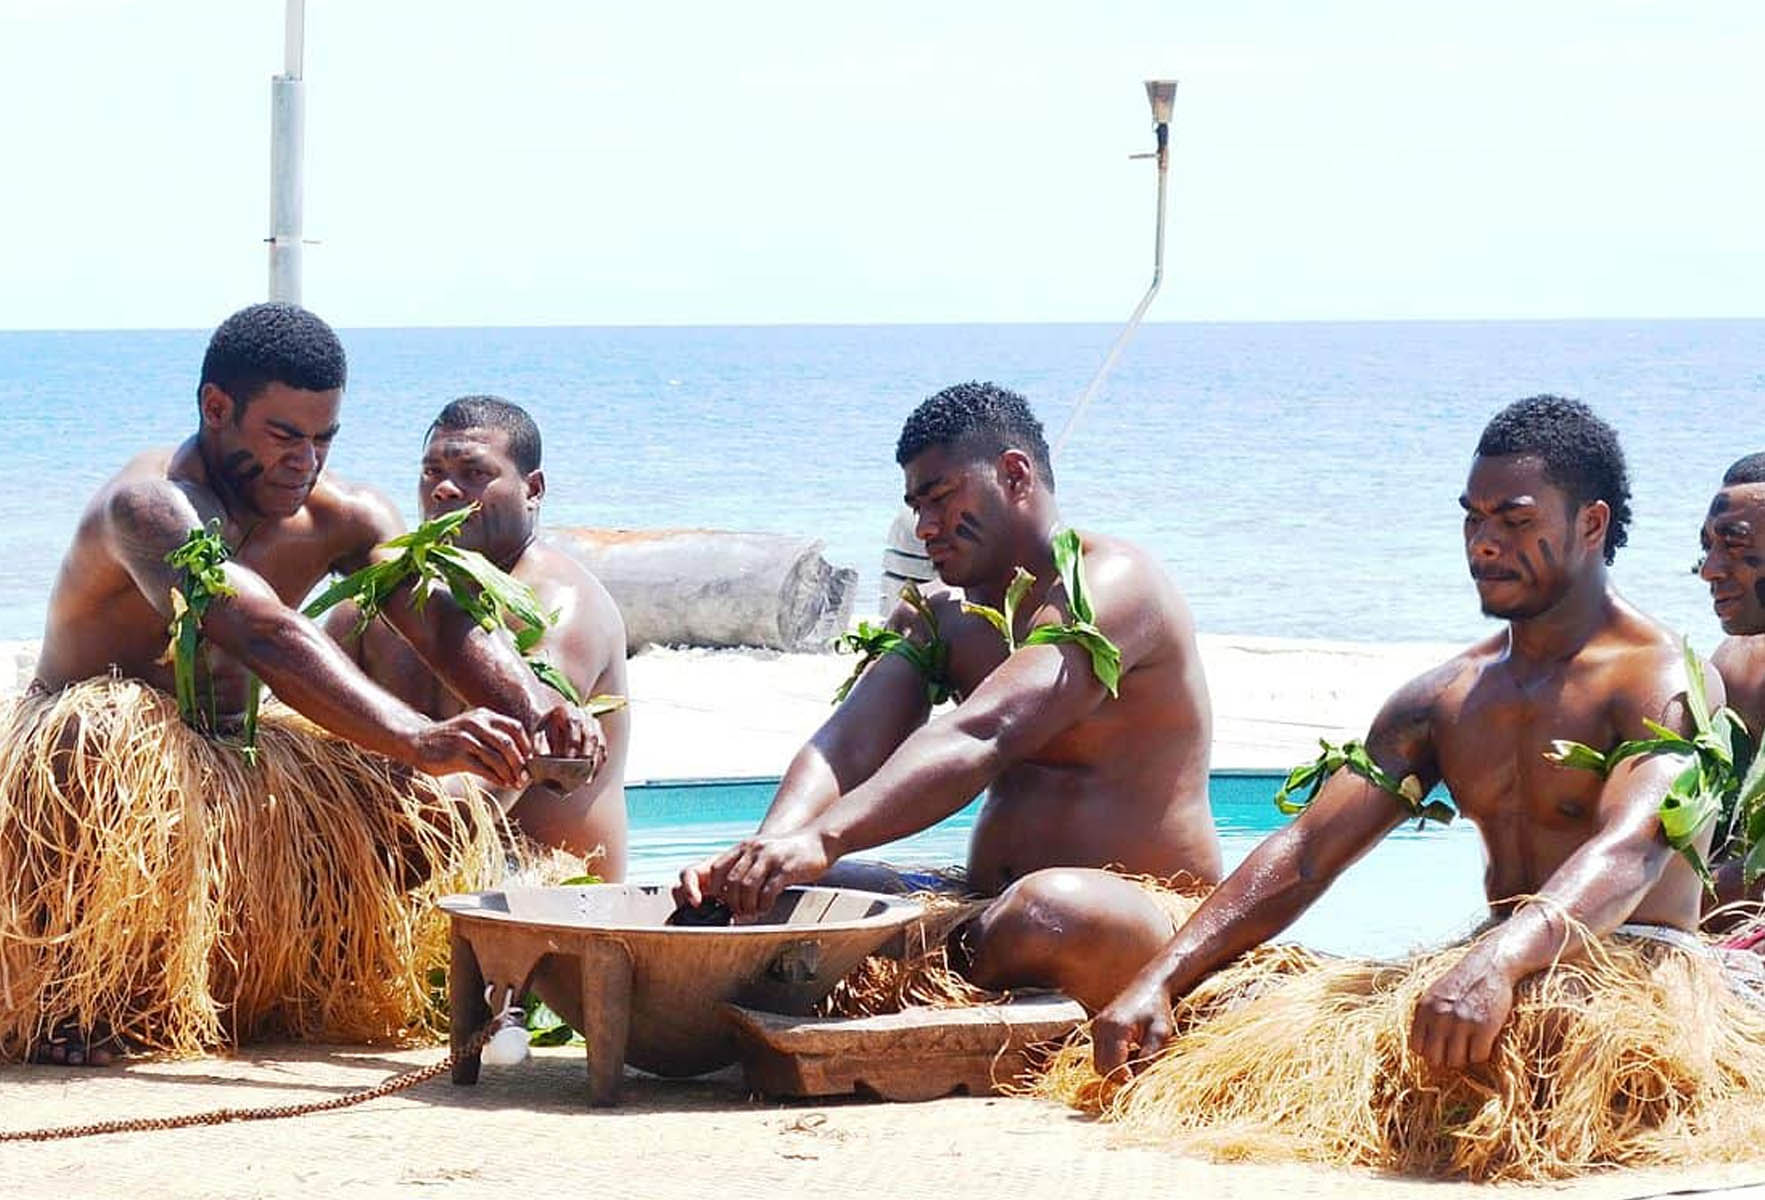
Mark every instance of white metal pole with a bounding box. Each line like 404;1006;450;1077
875;81;1177;616
283;0;305;76
1051;80;1177;461
268;0;306;304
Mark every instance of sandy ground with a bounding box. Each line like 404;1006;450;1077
1;1046;1762;1199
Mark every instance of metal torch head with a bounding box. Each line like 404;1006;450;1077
1144;80;1177;126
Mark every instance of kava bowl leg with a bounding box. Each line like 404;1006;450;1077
449;927;490;1085
579;940;633;1106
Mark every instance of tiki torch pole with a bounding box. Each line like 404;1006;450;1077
267;0;306;303
877;81;1178;614
1050;79;1177;460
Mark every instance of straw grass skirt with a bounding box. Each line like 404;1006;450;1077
824;872;1210;1017
0;678;508;1059
1030;929;1765;1181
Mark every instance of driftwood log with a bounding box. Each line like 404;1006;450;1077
551;529;857;653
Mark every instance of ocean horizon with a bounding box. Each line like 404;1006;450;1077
2;318;1758;651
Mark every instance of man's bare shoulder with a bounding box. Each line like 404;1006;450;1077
302;472;402;542
1380;635;1503;728
94;447;193;513
114;446;179;484
1585;602;1690;692
94;449;220;545
524;538;628;658
526;539;621;612
1073;529;1186;608
1072;528;1196;651
1713;635;1765;730
1714;634;1765;683
1606;597;1686;655
1590;603;1714;733
1075;528;1159;579
869;580;952;633
285;473;405;575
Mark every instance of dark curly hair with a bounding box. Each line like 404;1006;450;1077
1723;452;1765;487
1475;395;1632;564
198;302;347;414
427;395;542;474
894;381;1054;491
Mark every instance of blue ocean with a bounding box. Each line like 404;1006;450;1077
2;320;1758;649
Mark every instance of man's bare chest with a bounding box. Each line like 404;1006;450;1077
231;532;344;608
1433;682;1612;829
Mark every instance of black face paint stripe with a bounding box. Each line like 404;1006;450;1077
221;450;264;483
1515;549;1536;578
954;510;984;544
1537;540;1557;567
1755;580;1765;606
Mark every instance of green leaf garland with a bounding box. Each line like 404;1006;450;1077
959;528;1123;697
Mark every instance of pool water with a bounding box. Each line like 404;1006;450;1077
627;773;1489;958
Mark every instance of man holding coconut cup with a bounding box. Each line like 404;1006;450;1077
326;395;631;876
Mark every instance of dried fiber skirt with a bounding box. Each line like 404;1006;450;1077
0;677;508;1058
1031;928;1765;1181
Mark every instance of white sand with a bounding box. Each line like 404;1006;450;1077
0;633;1461;781
0;1045;1761;1199
619;634;1461;780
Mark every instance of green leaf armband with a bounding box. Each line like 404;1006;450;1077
1274;738;1452;827
833;581;956;705
1023;621;1122;697
161;520;240;743
1546;637;1758;889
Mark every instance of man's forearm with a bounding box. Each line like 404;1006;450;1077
381;585;550;724
812;720;997;859
1139;827;1340;1000
758;747;843;835
760;690;931;837
210;602;427;763
1481;840;1668;982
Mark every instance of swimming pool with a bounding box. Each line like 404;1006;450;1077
626;772;1489;958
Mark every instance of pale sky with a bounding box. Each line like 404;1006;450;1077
2;0;1761;329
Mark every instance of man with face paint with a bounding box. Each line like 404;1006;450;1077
1700;453;1765;733
1085;395;1718;1076
1695;452;1765;916
33;305;601;777
677;381;1221;1010
12;304;606;1064
326;396;630;873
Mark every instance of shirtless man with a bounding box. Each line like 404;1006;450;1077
327;396;630;873
677;381;1219;1007
1696;452;1765;914
1700;453;1765;732
35;303;601;794
1092;395;1714;1074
